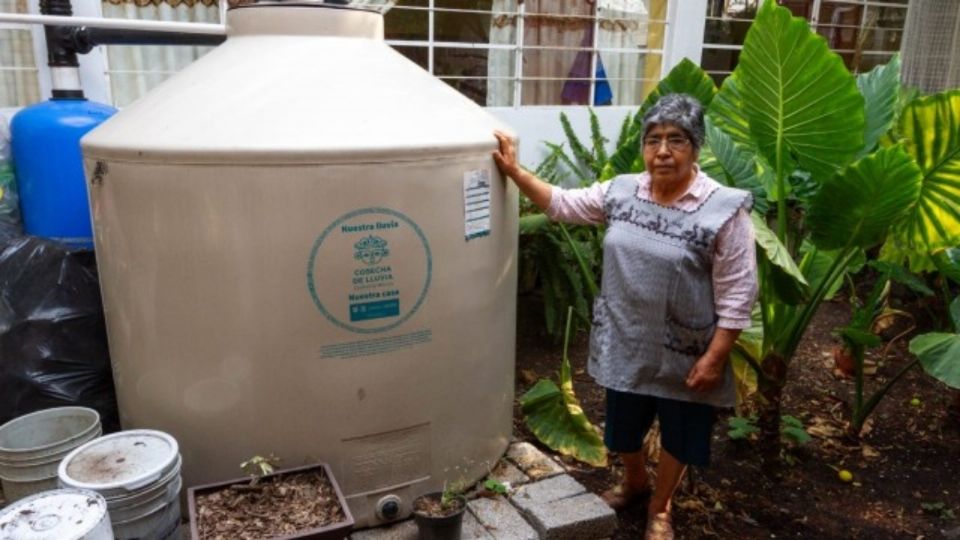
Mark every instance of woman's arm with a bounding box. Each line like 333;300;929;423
493;130;609;225
686;206;758;392
492;130;553;211
686;328;742;392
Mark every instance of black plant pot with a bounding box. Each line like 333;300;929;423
412;492;466;540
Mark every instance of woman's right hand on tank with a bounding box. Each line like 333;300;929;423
492;130;521;180
492;130;554;211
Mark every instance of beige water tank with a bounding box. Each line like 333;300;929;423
81;1;517;527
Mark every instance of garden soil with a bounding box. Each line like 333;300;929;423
514;295;960;540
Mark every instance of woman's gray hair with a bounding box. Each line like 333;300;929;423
641;94;705;151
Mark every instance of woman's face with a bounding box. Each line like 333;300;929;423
642;123;698;185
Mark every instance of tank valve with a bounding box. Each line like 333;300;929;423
376;494;402;521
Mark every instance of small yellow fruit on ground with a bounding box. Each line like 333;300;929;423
838;469;853;483
910;397;921;407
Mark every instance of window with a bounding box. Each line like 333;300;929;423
900;0;960;92
702;0;910;85
102;0;221;108
386;0;669;107
0;0;40;108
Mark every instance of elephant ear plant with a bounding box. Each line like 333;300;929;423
699;0;959;473
909;251;960;401
520;307;607;467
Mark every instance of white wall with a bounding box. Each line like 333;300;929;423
487;106;635;172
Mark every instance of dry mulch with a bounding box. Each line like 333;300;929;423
194;470;346;540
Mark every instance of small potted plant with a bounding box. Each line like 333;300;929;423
411;480;468;540
188;455;354;540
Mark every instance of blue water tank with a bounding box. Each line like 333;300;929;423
11;98;116;248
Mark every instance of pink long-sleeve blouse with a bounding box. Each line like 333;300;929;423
545;169;758;329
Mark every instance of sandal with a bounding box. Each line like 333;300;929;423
601;484;651;511
645;511;674;540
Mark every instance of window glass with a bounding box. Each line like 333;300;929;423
385;1;428;41
388;0;665;106
702;0;909;83
102;0;221;108
0;1;40;108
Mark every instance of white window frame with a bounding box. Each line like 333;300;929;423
1;0;112;116
700;0;912;81
0;0;47;117
385;1;675;108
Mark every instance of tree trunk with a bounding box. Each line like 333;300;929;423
758;353;788;478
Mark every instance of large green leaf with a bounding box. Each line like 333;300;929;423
738;0;864;183
798;244;866;301
951;297;960;333
731;304;764;403
707;72;752;149
638;58;717;119
520;311;607;466
856;55;901;158
887;91;960;258
910;332;960;389
808;145;922;250
751;212;809;303
519;213;550;235
600;130;642;180
703;119;769;213
933;247;960;286
867;260;934;297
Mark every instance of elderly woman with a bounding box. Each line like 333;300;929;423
493;94;757;539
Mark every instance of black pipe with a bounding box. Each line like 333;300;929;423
68;27;226;54
40;0;83;98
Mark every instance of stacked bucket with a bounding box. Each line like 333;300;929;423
58;430;183;540
0;409;182;540
0;488;114;540
0;406;102;502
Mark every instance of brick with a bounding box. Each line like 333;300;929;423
489;459;530;487
519;493;616;540
509;474;586;515
462;508;495;540
505;442;565;480
469;497;538;540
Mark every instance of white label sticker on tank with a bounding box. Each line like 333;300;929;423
308;208;432;334
464;169;491;240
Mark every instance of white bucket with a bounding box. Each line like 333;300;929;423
0;407;102;503
58;430;182;540
0;488;113;540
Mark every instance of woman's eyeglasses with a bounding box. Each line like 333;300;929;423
642;136;691;152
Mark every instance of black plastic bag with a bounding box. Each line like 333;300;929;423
0;236;118;432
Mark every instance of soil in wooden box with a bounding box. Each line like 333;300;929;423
194;469;346;539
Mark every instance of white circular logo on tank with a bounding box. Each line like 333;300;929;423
307;207;432;334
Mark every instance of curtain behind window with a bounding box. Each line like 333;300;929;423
901;0;960;93
487;0;663;106
103;0;219;108
0;0;40;108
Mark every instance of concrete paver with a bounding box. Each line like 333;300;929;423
469;496;538;540
509;474;586;513
518;493;616;540
504;442;565;480
489;459;530;487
